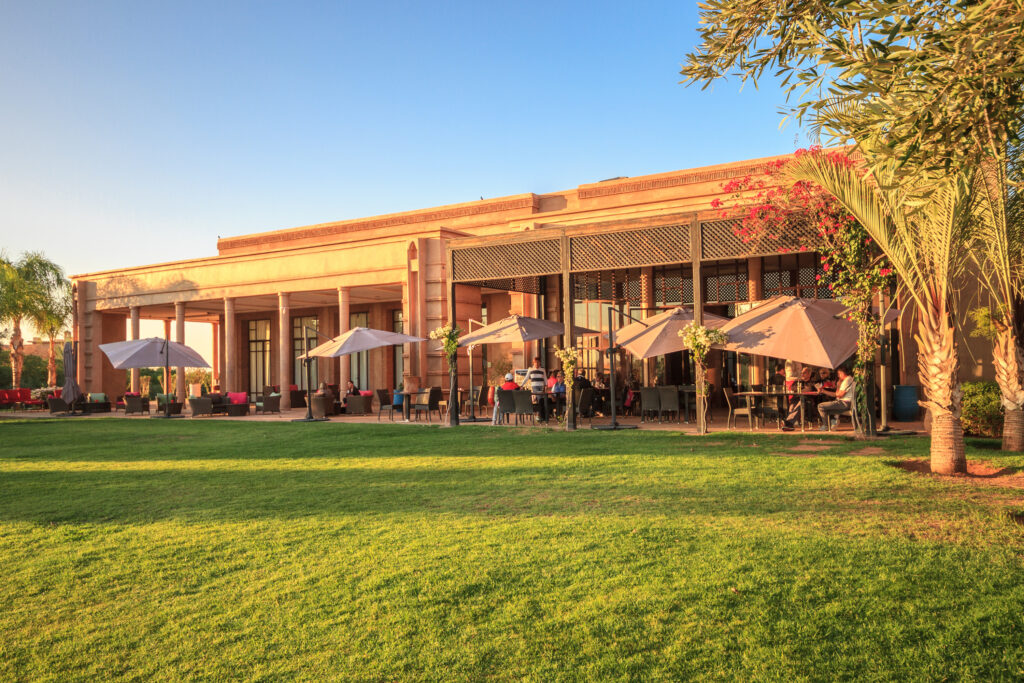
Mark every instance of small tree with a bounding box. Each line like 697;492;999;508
429;323;461;426
678;322;728;435
554;346;580;431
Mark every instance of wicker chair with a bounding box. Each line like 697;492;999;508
189;397;213;418
657;386;680;423
512;390;535;426
376;389;401;422
345;394;372;416
125;395;150;415
411;387;442;422
639;387;660;423
494;389;515;425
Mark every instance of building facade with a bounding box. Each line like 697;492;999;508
71;153;993;404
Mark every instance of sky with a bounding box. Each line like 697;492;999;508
0;1;808;357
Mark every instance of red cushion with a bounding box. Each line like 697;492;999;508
55;389;62;398
228;392;248;405
359;390;372;397
289;384;298;391
0;390;8;402
18;389;31;401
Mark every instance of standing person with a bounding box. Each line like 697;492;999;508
521;356;549;422
818;366;856;431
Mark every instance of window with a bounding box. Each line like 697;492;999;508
761;253;832;299
247;319;271;394
391;309;403;388
292;316;318;390
349;312;369;389
703;260;749;304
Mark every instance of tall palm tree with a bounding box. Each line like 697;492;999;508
30;280;73;387
0;252;66;388
968;148;1024;451
788;150;973;474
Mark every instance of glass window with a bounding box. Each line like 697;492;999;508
292;316;318;390
349;312;369;389
248;319;271;394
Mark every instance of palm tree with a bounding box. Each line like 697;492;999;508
0;252;66;388
30;280;73;387
788;150;974;474
967;153;1024;451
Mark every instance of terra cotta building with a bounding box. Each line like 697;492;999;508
70;152;992;406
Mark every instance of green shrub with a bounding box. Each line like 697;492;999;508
961;381;1003;438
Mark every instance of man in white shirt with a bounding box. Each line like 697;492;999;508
521;356;548;422
817;366;856;430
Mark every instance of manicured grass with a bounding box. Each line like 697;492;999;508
1;419;1024;680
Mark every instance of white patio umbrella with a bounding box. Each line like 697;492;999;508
99;337;210;418
715;296;892;369
301;327;425;358
61;340;82;408
456;314;596;347
100;337;210;369
614;306;730;360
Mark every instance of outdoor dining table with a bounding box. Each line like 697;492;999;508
733;390;823;432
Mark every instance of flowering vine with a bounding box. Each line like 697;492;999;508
554;346;579;430
429;323;462;424
714;147;895;432
678;322;729;434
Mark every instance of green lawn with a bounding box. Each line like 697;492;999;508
1;420;1023;681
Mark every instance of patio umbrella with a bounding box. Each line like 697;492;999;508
614;306;730;359
715;295;880;369
99;337;210;418
61;341;82;406
457;314;596;347
99;337;211;369
301;327;425;358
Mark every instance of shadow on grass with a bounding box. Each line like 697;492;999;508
0;463;902;524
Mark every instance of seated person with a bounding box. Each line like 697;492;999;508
344;380;359;397
547;370;558;391
818;368;836;391
492;373;520;425
551;371;567;416
818;366;856;430
767;363;786;388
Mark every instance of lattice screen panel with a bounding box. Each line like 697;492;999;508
701;217;822;259
569;224;690;272
451;239;561;282
460;276;545;294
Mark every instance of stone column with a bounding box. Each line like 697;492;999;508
175;302;186;402
338;286;351;390
129;306;140;393
211;322;220;387
224;298;236;393
163;319;172;398
279;292;291;410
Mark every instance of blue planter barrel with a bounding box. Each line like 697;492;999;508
892;385;920;421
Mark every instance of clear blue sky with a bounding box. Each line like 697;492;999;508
1;0;808;282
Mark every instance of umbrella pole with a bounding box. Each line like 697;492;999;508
293;325;327;422
461;320;487;422
593;305;637;431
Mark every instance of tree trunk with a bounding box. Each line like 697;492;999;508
915;304;966;473
930;413;967;474
991;324;1024;452
565;378;576;431
1003;408;1024;452
10;319;24;388
47;336;58;387
447;364;459;427
696;363;707;435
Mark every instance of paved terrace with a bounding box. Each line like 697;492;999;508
1;405;924;434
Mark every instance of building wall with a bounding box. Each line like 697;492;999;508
71;152;999;398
